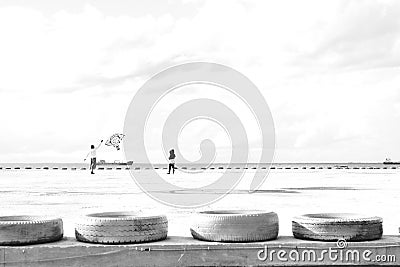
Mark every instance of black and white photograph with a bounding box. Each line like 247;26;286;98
0;0;400;266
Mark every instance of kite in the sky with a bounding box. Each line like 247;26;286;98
105;133;125;151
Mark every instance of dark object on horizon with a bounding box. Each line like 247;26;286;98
97;160;133;166
334;165;348;168
383;158;400;165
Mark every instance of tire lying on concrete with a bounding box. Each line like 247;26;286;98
292;213;383;241
0;216;63;245
190;210;279;242
75;212;168;244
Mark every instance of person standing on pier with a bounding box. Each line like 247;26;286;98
167;149;176;174
84;140;103;174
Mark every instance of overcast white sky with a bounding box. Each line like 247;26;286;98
0;0;399;163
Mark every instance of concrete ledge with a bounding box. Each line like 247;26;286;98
1;236;399;266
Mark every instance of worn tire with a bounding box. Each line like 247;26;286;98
292;213;383;241
190;210;279;242
0;216;63;245
75;212;168;244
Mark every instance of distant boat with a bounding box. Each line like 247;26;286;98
334;165;348;168
383;158;400;165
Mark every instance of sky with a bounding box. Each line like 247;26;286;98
0;0;399;163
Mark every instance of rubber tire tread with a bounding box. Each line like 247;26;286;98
190;210;279;242
75;212;168;244
292;213;383;241
0;216;63;245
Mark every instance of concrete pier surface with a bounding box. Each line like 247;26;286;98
0;168;400;238
1;236;399;266
0;168;400;265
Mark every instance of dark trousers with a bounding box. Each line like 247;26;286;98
168;163;175;174
90;158;97;171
